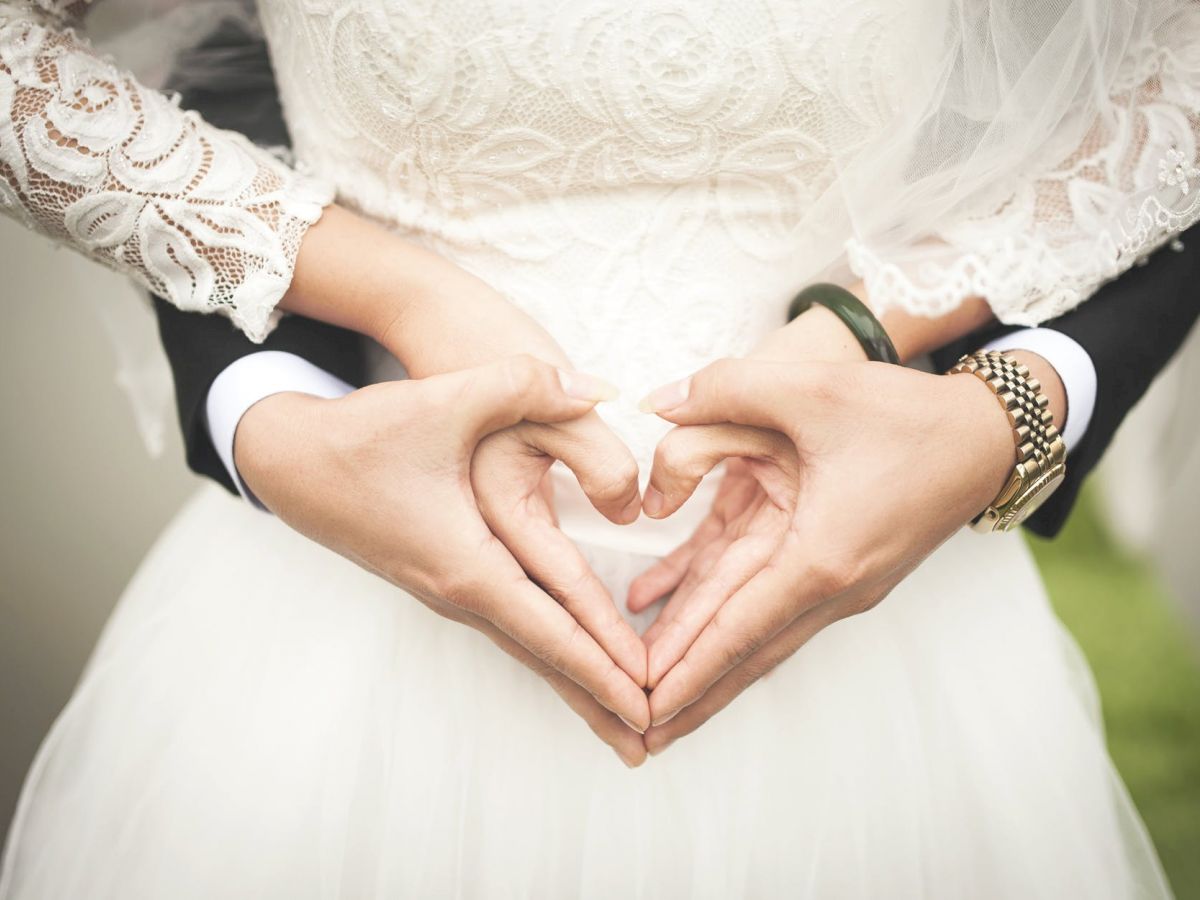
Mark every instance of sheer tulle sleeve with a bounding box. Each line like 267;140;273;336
844;1;1200;327
0;1;335;341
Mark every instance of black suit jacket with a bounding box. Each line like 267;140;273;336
152;22;367;489
154;21;1200;538
930;244;1200;537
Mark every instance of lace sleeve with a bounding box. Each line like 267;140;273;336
846;3;1200;327
0;1;335;341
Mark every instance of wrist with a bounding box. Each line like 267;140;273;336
751;304;869;364
1003;349;1067;436
283;206;450;358
876;300;995;364
941;372;1021;519
842;281;995;364
943;350;1068;530
233;391;333;508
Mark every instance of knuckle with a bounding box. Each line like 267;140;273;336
847;585;890;618
805;553;860;600
501;353;545;399
795;365;846;411
539;619;584;673
588;452;639;502
436;569;488;615
709;609;758;669
655;430;702;478
522;653;558;681
546;561;596;609
804;563;845;600
739;658;771;686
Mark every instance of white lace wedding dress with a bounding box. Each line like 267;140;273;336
3;1;1199;897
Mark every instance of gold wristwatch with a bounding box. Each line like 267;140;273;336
948;351;1067;533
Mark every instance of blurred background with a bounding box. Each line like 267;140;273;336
2;215;1199;893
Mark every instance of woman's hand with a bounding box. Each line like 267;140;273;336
235;355;652;764
631;357;1020;754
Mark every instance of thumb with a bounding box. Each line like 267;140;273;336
644;424;791;519
522;415;642;524
450;354;618;440
637;358;800;431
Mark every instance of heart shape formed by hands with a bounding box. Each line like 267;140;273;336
470;382;804;764
469;339;1014;765
617;355;1016;757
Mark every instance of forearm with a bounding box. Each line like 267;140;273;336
0;5;334;341
876;294;995;364
278;205;424;350
282;204;569;376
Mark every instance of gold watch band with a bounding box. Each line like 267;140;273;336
948;351;1067;532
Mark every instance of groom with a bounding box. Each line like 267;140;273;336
153;20;1200;756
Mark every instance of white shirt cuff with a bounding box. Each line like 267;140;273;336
205;351;355;508
981;328;1096;453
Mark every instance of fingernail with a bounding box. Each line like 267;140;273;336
558;369;619;402
647;737;675;757
637;377;691;414
642;486;665;518
621;494;642;523
619;715;647;735
651;708;679;727
614;748;640;769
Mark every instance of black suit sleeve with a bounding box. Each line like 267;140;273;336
152;19;365;494
931;227;1200;538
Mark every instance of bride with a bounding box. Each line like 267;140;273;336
2;0;1197;896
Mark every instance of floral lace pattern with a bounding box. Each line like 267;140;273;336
259;0;919;462
0;1;334;341
2;0;1199;414
846;6;1200;326
255;0;1200;462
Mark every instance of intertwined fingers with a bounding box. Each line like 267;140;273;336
642;594;847;755
647;533;818;727
636;425;798;688
455;538;652;731
625;511;722;615
642;423;791;519
470;615;647;767
473;414;648;688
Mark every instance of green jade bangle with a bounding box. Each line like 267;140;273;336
786;283;900;365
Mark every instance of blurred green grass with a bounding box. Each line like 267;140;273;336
1028;490;1200;898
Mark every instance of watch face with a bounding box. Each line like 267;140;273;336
1000;467;1066;531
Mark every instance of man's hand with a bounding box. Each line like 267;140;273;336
632;357;1019;754
235;356;651;764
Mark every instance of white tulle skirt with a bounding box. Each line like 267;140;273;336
0;485;1171;899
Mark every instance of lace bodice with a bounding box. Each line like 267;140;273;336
256;0;927;460
2;0;1199;453
0;0;333;341
256;0;1200;463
